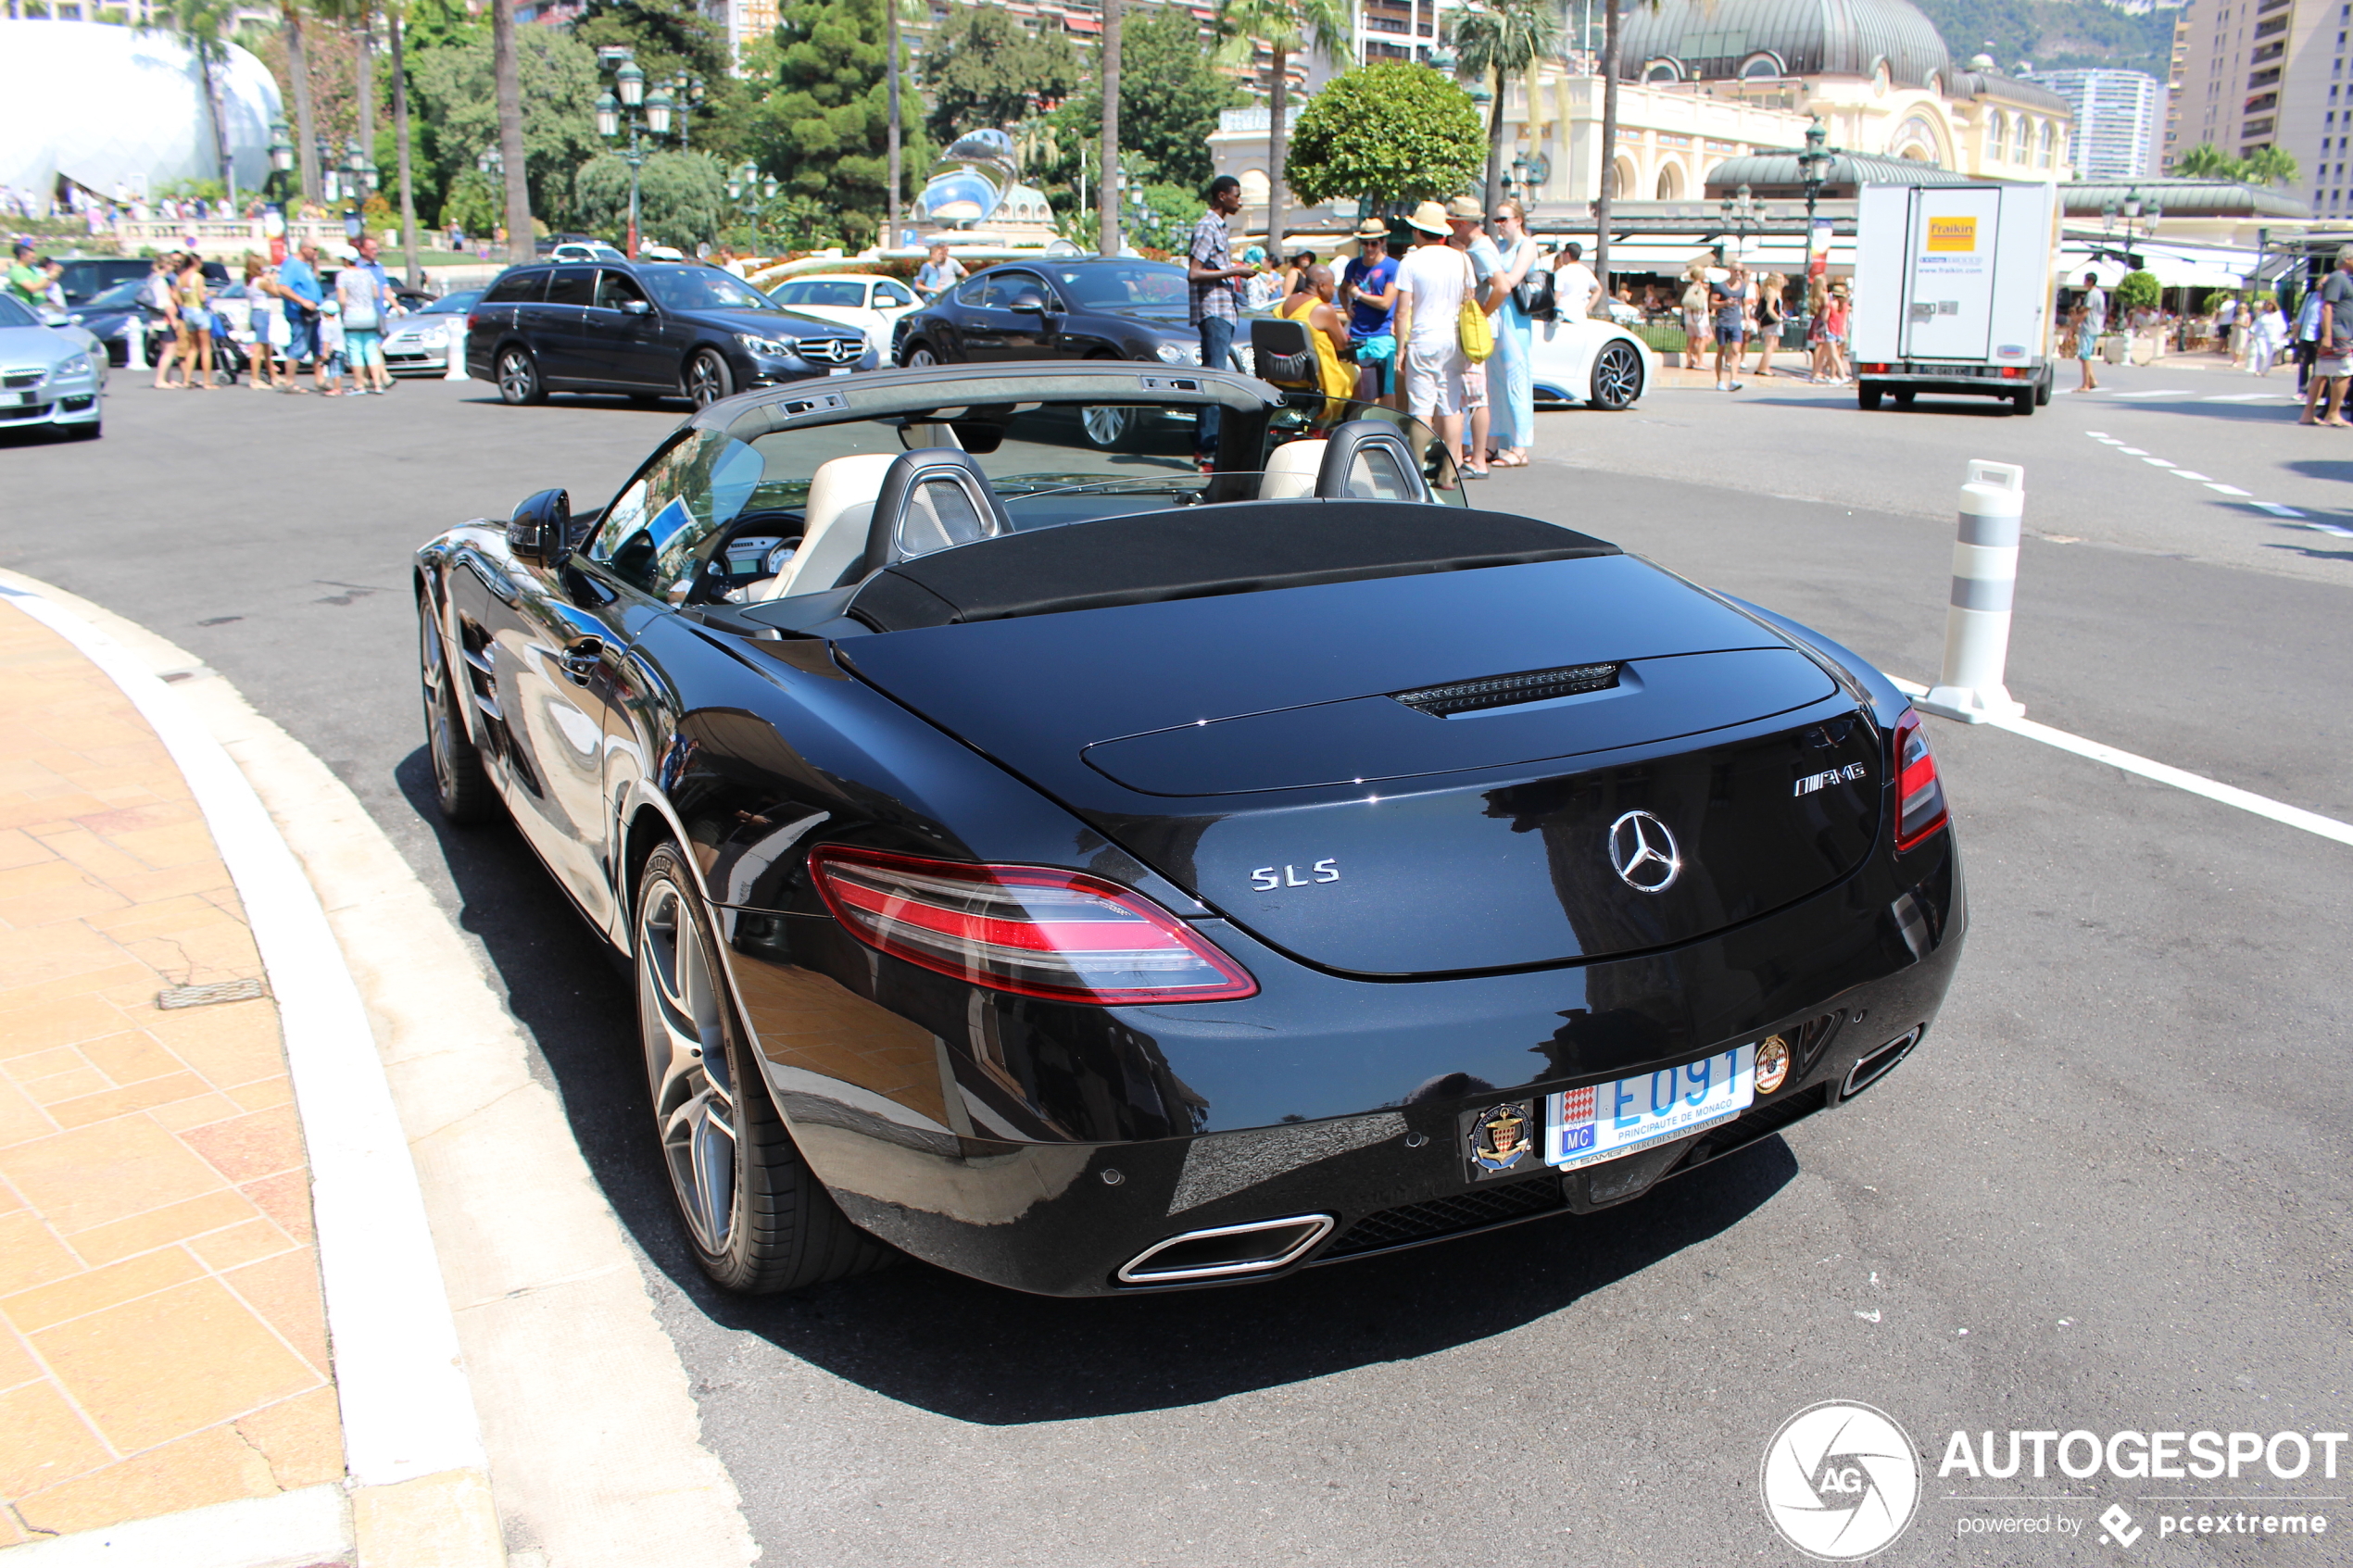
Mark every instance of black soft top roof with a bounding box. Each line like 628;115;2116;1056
837;501;1620;632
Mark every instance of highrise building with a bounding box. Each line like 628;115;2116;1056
2037;69;2167;177
2169;0;2344;214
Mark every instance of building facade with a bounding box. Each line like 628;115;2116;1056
2168;0;2349;213
2038;69;2167;178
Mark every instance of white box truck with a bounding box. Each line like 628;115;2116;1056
1850;181;2059;415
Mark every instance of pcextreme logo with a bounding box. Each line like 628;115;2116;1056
1761;1400;1922;1560
1925;217;1979;252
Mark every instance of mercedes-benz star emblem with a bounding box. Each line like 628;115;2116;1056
1607;810;1681;894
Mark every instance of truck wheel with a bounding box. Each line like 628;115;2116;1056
2011;388;2035;416
2034;373;2052;407
1857;384;1883;410
1893;389;1915;408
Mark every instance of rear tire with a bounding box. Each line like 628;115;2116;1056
1858;384;1883;410
1893;389;1915;408
634;844;891;1294
2011;388;2035;416
497;346;545;406
1589;340;1644;409
419;597;495;825
903;342;939;369
2033;372;2052;407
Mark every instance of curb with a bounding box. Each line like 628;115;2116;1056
0;577;759;1568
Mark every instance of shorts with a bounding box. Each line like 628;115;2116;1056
1403;338;1467;418
1716;320;1745;345
1353;332;1395;395
2315;354;2351;378
345;329;384;370
1460;360;1488;408
284;312;317;363
2076;335;2098;361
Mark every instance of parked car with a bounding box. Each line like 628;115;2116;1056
0;293;107;438
411;359;1965;1297
62;278;243;383
383;290;485;376
464;259;875;408
548;242;629;264
890;257;1210;369
1525;316;1657;410
763;273;921;359
51;257;157;308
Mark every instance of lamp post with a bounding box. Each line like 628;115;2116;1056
1719;180;1759;266
1502;152;1531;206
1796;116;1836;292
265;119;296;205
596;49;673;258
667;73;707;153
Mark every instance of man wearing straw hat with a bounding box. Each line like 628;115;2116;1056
1339;216;1401;408
1390;199;1474;474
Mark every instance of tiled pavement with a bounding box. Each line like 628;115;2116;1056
0;601;344;1549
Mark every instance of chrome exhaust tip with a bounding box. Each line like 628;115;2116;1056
1843;1025;1923;1099
1115;1214;1335;1286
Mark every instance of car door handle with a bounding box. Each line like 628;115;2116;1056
559;636;604;685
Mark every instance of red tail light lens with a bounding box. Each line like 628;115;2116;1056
465;312;483;333
1892;709;1949;852
809;847;1257;1005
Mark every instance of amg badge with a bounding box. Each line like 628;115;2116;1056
1793;762;1869;797
1465;1101;1535;1176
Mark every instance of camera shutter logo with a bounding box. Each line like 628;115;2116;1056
1760;1400;1921;1560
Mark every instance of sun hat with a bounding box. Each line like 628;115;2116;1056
1242;245;1266;265
1444;195;1482;220
1405;200;1450;235
1353;217;1390;239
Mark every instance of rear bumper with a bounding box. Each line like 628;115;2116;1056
723;830;1967;1297
1862;361;2046;395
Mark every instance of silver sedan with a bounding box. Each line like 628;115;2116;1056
0;294;105;440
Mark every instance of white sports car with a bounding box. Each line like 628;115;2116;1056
0;294;106;440
1524;315;1655;410
763;273;922;360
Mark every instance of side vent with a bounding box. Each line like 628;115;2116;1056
1392;661;1622;717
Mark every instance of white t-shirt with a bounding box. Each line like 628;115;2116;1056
1554;260;1599;320
1396;241;1470;349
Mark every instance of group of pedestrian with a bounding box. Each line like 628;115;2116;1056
2299;245;2353;426
1675;261;1840;388
143;236;400;396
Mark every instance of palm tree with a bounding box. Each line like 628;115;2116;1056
1098;0;1121;255
388;0;420;286
155;0;239;199
1216;0;1352;260
2243;144;2298;187
2173;143;2243;181
1592;0;1646;284
492;0;531;261
281;0;321;206
1447;0;1556;218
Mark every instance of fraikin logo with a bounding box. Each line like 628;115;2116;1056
1762;1400;1922;1560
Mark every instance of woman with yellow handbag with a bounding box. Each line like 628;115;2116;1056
1391;200;1485;480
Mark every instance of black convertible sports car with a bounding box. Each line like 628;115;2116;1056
414;363;1965;1297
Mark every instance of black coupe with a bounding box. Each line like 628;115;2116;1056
414;363;1964;1297
892;257;1217;370
463;259;874;409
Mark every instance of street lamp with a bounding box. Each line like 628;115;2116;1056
667;74;707;153
1720;180;1759;265
1796;116;1837;290
596;48;671;257
265;119;295;206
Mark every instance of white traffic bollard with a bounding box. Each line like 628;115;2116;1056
1920;459;2027;724
443;319;469;382
125;313;145;373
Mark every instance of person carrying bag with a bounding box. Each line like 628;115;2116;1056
1457;245;1494;364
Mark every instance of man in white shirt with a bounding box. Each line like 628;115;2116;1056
915;243;966;302
1553;241;1600;321
1390;200;1472;475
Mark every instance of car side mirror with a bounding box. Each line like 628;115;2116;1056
509;487;572;568
620;299;651;315
1012;298;1047;314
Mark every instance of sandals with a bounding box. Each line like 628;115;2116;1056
1491;451;1529;468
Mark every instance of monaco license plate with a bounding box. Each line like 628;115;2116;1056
827;365;852;376
1544;1045;1755;1171
1;391;25;407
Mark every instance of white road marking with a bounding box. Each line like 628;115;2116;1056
2170;470;2215;481
2082;432;2313;519
2304;520;2353;537
2116;445;2151;455
1892;677;2353;847
2110;390;2195;398
2203;391;2297;402
2205;483;2253;495
2142;457;2176;467
2255;501;2309;517
2082;429;2109;436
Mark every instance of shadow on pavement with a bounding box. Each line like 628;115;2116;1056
392;738;1802;1424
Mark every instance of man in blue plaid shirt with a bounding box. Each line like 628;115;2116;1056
1187;174;1252;463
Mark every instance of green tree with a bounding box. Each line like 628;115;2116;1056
2173;142;2244;180
1283;62;1483;208
1053;5;1239;196
1215;0;1350;254
1445;0;1556;218
573;0;732;85
573;148;728;250
151;0;240;197
2243;144;2299;187
743;0;926;250
922;3;1080;144
2115;270;2160;316
438;167;501;232
410;25;601;229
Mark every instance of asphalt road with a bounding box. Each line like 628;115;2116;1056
4;359;2347;1567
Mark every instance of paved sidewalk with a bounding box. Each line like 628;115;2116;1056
0;602;343;1549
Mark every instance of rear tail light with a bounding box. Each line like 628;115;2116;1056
809;847;1257;1005
1891;709;1949;852
466;312;483;333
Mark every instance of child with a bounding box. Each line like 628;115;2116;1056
316;296;347;395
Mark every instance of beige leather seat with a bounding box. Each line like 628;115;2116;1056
752;452;900;600
1259;438;1327;501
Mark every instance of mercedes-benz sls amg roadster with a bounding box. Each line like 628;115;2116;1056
414;363;1965;1297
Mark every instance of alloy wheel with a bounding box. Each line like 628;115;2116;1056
905;344;938;369
497;348;538;405
1080;404;1132;447
1591;343;1642;410
687;351;733;409
638;874;738;1257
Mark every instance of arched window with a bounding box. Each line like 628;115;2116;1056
2012;115;2032;164
1984;110;2006;160
1655;162;1684;198
1239;169;1271;207
2037;120;2055;168
1642;58;1683;84
1605;156;1637;198
1739;52;1783;80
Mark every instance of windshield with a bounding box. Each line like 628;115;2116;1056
83;280;147;311
420;290;480;315
585;391;1465;608
0;296;38;329
1049;262;1188;310
639;265;780;314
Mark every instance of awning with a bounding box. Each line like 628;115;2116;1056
2059;240;2259;291
1581;232;1857;274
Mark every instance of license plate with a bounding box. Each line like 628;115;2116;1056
827;365;853;376
1544;1046;1755;1171
1;391;23;407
